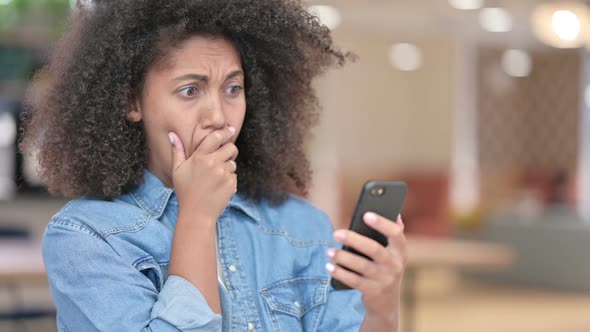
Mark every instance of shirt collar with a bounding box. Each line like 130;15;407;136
226;190;261;224
129;169;260;224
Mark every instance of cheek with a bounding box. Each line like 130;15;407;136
140;106;185;158
140;92;171;129
142;110;175;144
142;95;189;135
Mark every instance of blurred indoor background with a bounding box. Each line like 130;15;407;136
2;0;590;331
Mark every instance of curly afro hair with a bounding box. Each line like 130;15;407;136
20;0;352;202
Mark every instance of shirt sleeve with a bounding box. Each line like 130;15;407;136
43;222;222;332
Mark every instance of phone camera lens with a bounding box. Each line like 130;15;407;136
370;187;385;196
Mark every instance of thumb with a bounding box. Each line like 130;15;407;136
168;132;186;171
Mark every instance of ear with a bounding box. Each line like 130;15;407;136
126;97;143;123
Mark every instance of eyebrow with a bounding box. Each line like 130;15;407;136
173;70;244;83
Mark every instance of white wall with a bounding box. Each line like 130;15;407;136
308;29;458;220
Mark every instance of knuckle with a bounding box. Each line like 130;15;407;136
204;158;215;168
369;243;383;257
361;260;373;274
214;166;225;177
392;261;405;277
214;131;224;141
349;276;362;289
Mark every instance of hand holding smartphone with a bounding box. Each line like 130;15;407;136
331;181;407;290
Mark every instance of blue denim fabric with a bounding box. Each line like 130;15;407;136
43;170;365;331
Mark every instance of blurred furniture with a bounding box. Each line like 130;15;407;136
398;172;450;237
339;172;451;235
517;169;577;207
0;238;46;282
407;235;516;268
0;227;54;331
403;235;515;332
464;213;590;291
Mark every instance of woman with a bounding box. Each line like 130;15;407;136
20;0;407;331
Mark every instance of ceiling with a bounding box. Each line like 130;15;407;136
3;0;577;49
309;0;564;48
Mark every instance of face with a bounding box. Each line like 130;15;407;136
128;36;246;188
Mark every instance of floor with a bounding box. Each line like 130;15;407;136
2;195;590;332
402;269;590;332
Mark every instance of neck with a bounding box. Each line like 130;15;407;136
146;163;174;189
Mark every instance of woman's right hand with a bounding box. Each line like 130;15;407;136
168;126;238;224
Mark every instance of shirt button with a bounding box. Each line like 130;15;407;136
229;265;237;272
247;322;254;330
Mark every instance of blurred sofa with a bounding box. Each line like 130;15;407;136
462;210;590;291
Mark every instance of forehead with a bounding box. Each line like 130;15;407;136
155;35;242;75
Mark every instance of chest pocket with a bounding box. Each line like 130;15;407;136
133;256;165;292
260;277;329;332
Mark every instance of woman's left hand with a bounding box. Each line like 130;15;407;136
326;212;407;328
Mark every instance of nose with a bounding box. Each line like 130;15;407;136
201;93;227;130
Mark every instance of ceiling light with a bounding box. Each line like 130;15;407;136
448;0;483;11
307;5;342;30
389;43;423;72
479;7;513;33
531;2;590;48
552;10;581;41
501;49;532;78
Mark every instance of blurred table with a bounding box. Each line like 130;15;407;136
0;239;45;283
403;235;516;332
407;235;515;268
0;239;53;330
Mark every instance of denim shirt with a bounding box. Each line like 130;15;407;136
43;170;365;331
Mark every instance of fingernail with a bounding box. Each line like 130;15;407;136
168;133;175;145
228;126;236;135
325;263;335;273
398;214;404;226
334;230;346;242
364;212;378;225
326;248;336;258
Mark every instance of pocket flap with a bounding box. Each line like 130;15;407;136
260;277;328;319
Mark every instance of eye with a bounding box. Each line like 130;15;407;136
225;85;243;97
179;86;198;98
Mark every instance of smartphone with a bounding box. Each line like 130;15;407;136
331;181;408;290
